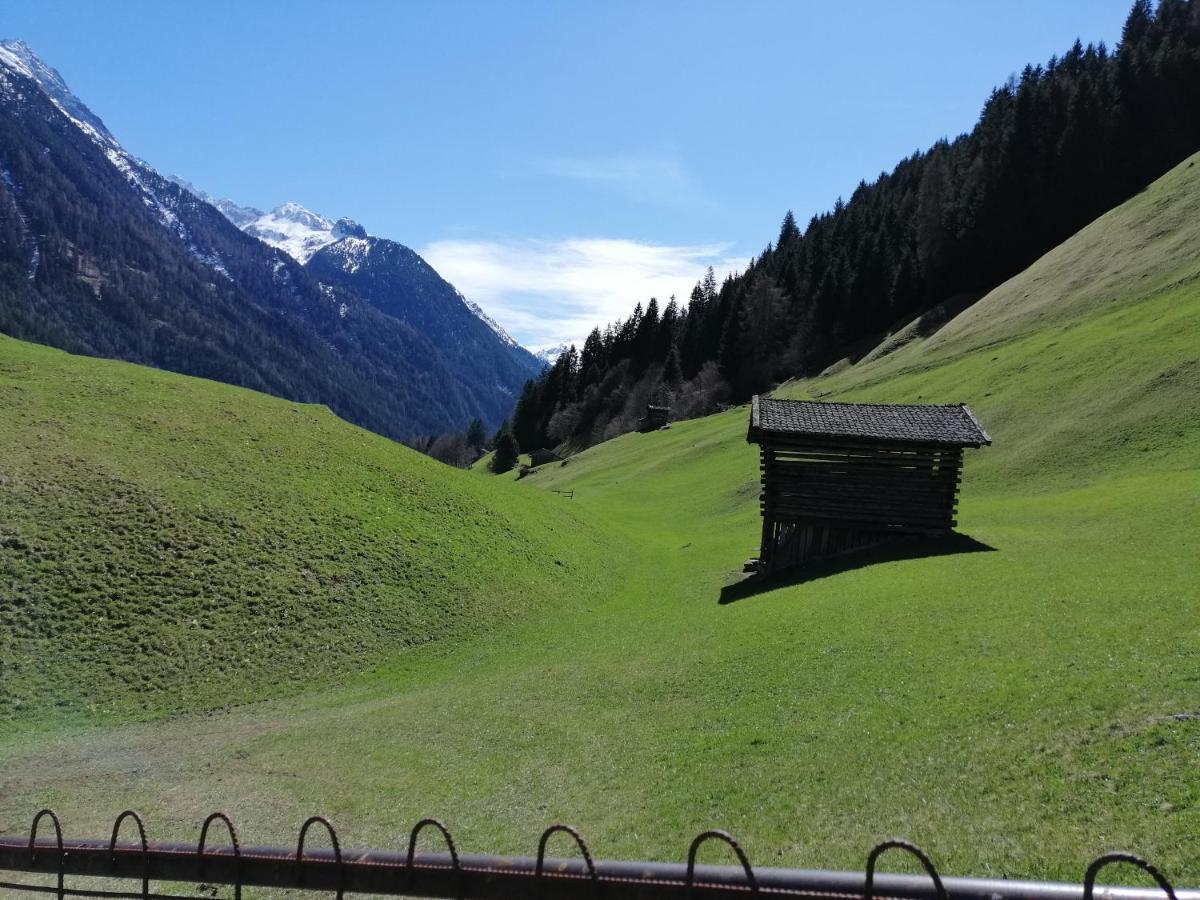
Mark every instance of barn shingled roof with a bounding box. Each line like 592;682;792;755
747;396;991;447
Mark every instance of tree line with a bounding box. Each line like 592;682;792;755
492;0;1200;457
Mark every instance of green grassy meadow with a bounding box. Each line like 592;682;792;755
1;155;1199;883
0;340;622;720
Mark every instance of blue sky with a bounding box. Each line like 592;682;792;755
6;1;1133;349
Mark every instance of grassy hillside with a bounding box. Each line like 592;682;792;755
0;338;621;720
1;155;1198;882
790;152;1200;490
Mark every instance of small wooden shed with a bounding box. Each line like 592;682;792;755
529;447;563;467
747;397;990;573
638;404;670;431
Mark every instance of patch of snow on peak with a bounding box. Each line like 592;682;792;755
534;343;569;366
327;236;372;274
241;203;336;263
165;176;263;228
0;40;115;143
173;178;369;266
0;41;233;280
459;292;521;349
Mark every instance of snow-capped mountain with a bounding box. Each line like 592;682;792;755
306;233;542;400
163;181;344;263
0;40;112;143
189;184;529;353
233;202;369;264
0;38;541;436
534;344;569;366
246;202;338;262
0;40;236;280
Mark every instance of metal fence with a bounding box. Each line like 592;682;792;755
0;809;1192;900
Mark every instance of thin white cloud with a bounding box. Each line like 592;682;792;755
421;237;747;352
542;155;686;184
534;153;707;208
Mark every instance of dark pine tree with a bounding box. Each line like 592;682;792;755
466;417;487;449
491;428;520;473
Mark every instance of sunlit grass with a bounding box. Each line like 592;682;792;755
1;155;1198;881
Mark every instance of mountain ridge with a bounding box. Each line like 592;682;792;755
0;38;539;436
168;176;529;354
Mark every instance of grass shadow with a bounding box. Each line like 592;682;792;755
718;532;997;605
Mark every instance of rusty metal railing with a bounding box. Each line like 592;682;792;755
0;808;1192;900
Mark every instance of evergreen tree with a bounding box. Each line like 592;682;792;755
663;343;683;387
634;297;660;367
491;428;519;473
1122;0;1154;46
510;379;544;451
655;297;679;362
777;210;800;250
466;417;486;449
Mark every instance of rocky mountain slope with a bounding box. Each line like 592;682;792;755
0;39;538;437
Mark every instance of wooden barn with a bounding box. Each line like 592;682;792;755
529;447;563;466
747;397;990;573
638;404;670;431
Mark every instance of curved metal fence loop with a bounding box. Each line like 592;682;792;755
864;839;946;900
27;809;64;900
296;815;344;900
1083;852;1177;900
536;824;599;900
107;810;150;900
198;812;242;900
686;830;757;898
406;818;463;900
1;811;1197;900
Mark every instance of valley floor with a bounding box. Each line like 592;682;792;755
1;408;1197;881
3;155;1200;884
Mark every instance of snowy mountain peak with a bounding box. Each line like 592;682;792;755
323;235;373;274
272;201;332;229
0;41;240;279
534;343;569;366
175;185;531;354
333;217;367;239
164;176;263;228
236;203;340;263
0;39;117;146
203;201;369;264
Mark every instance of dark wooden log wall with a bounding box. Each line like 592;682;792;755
757;436;964;571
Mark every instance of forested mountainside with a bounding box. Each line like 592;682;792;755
507;0;1200;453
306;235;542;427
171;181;543;402
0;40;538;439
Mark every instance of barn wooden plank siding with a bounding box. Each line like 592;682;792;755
747;397;990;573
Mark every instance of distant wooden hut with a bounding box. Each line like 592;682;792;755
747;397;990;573
638;404;670;431
529;447;563;467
